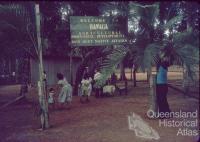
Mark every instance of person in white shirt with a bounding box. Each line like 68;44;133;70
93;69;102;98
57;73;72;109
80;67;92;103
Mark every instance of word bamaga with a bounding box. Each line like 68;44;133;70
89;24;108;30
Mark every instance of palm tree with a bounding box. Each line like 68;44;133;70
98;2;129;81
174;2;199;94
128;2;199;84
96;2;199;93
94;45;128;87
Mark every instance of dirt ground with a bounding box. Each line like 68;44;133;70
0;74;199;142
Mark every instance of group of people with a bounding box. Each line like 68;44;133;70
47;73;72;110
46;55;171;116
46;67;104;110
79;67;104;103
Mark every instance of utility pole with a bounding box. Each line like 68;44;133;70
35;4;49;130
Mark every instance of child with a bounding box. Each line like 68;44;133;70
48;88;55;110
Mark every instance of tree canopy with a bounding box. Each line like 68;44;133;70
0;1;199;85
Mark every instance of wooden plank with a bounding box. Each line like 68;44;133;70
168;84;185;94
0;95;24;110
168;84;199;99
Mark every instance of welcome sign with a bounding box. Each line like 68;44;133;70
70;16;128;46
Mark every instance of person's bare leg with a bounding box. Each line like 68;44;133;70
86;96;90;102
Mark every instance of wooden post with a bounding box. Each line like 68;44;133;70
130;67;133;81
69;49;73;85
147;75;158;118
147;67;152;85
35;4;49;129
133;68;136;87
182;64;190;97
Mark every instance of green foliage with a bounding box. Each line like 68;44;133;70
98;2;128;17
99;1;199;82
173;27;198;47
0;2;199;83
0;3;37;58
160;27;199;80
164;15;183;30
127;2;161;72
129;2;159;27
94;45;128;87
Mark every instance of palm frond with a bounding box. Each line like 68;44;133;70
128;42;161;71
94;45;128;87
164;15;183;30
173;27;198;47
98;2;128;17
129;2;159;26
160;27;199;80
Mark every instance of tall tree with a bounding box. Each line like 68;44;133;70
0;2;51;129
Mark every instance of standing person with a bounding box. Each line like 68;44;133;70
111;73;117;86
80;76;92;103
83;67;92;97
93;69;102;98
156;55;171;117
80;67;92;103
56;73;72;109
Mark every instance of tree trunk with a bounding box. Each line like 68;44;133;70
120;61;126;81
130;67;133;81
73;64;85;96
181;21;192;97
182;64;190;97
147;72;149;82
69;49;73;85
147;68;152;87
16;59;19;83
35;4;49;130
133;68;137;87
19;56;29;97
147;75;158;118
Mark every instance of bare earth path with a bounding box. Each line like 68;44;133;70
0;82;199;142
